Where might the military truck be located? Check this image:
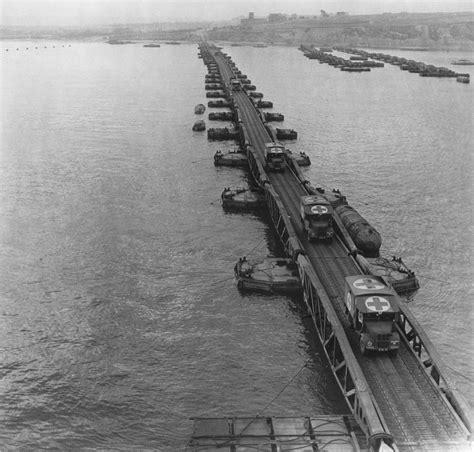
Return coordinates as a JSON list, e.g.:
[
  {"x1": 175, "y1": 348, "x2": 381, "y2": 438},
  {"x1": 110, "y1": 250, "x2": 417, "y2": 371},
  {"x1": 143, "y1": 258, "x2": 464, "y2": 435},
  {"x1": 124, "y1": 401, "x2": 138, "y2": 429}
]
[
  {"x1": 230, "y1": 78, "x2": 241, "y2": 91},
  {"x1": 299, "y1": 195, "x2": 334, "y2": 242},
  {"x1": 264, "y1": 142, "x2": 286, "y2": 172},
  {"x1": 344, "y1": 275, "x2": 400, "y2": 356}
]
